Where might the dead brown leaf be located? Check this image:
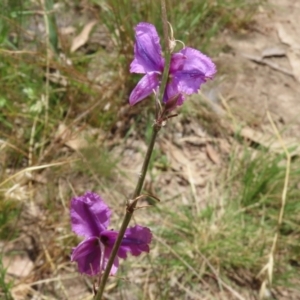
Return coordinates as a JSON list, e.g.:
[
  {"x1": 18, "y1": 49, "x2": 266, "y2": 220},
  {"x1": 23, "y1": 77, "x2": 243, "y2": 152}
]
[
  {"x1": 276, "y1": 22, "x2": 300, "y2": 82},
  {"x1": 71, "y1": 20, "x2": 97, "y2": 53},
  {"x1": 11, "y1": 284, "x2": 32, "y2": 300},
  {"x1": 276, "y1": 23, "x2": 300, "y2": 50},
  {"x1": 206, "y1": 144, "x2": 221, "y2": 165},
  {"x1": 286, "y1": 50, "x2": 300, "y2": 82},
  {"x1": 55, "y1": 123, "x2": 88, "y2": 151},
  {"x1": 219, "y1": 138, "x2": 231, "y2": 154},
  {"x1": 160, "y1": 139, "x2": 206, "y2": 186}
]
